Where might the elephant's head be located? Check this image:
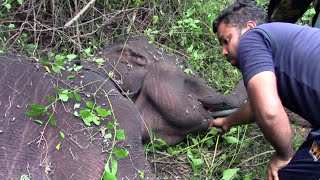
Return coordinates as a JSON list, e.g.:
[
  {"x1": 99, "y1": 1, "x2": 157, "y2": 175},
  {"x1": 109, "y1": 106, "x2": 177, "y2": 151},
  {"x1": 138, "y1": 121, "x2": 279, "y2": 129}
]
[
  {"x1": 99, "y1": 36, "x2": 247, "y2": 146},
  {"x1": 135, "y1": 62, "x2": 247, "y2": 145},
  {"x1": 99, "y1": 36, "x2": 190, "y2": 99},
  {"x1": 97, "y1": 46, "x2": 150, "y2": 98}
]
